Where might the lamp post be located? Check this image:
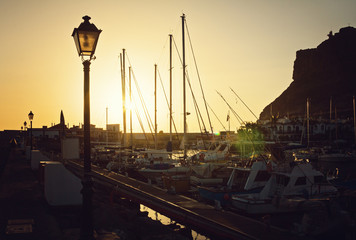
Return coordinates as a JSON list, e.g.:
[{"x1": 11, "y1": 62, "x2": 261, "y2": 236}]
[
  {"x1": 24, "y1": 121, "x2": 27, "y2": 150},
  {"x1": 28, "y1": 111, "x2": 34, "y2": 151},
  {"x1": 72, "y1": 15, "x2": 101, "y2": 240}
]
